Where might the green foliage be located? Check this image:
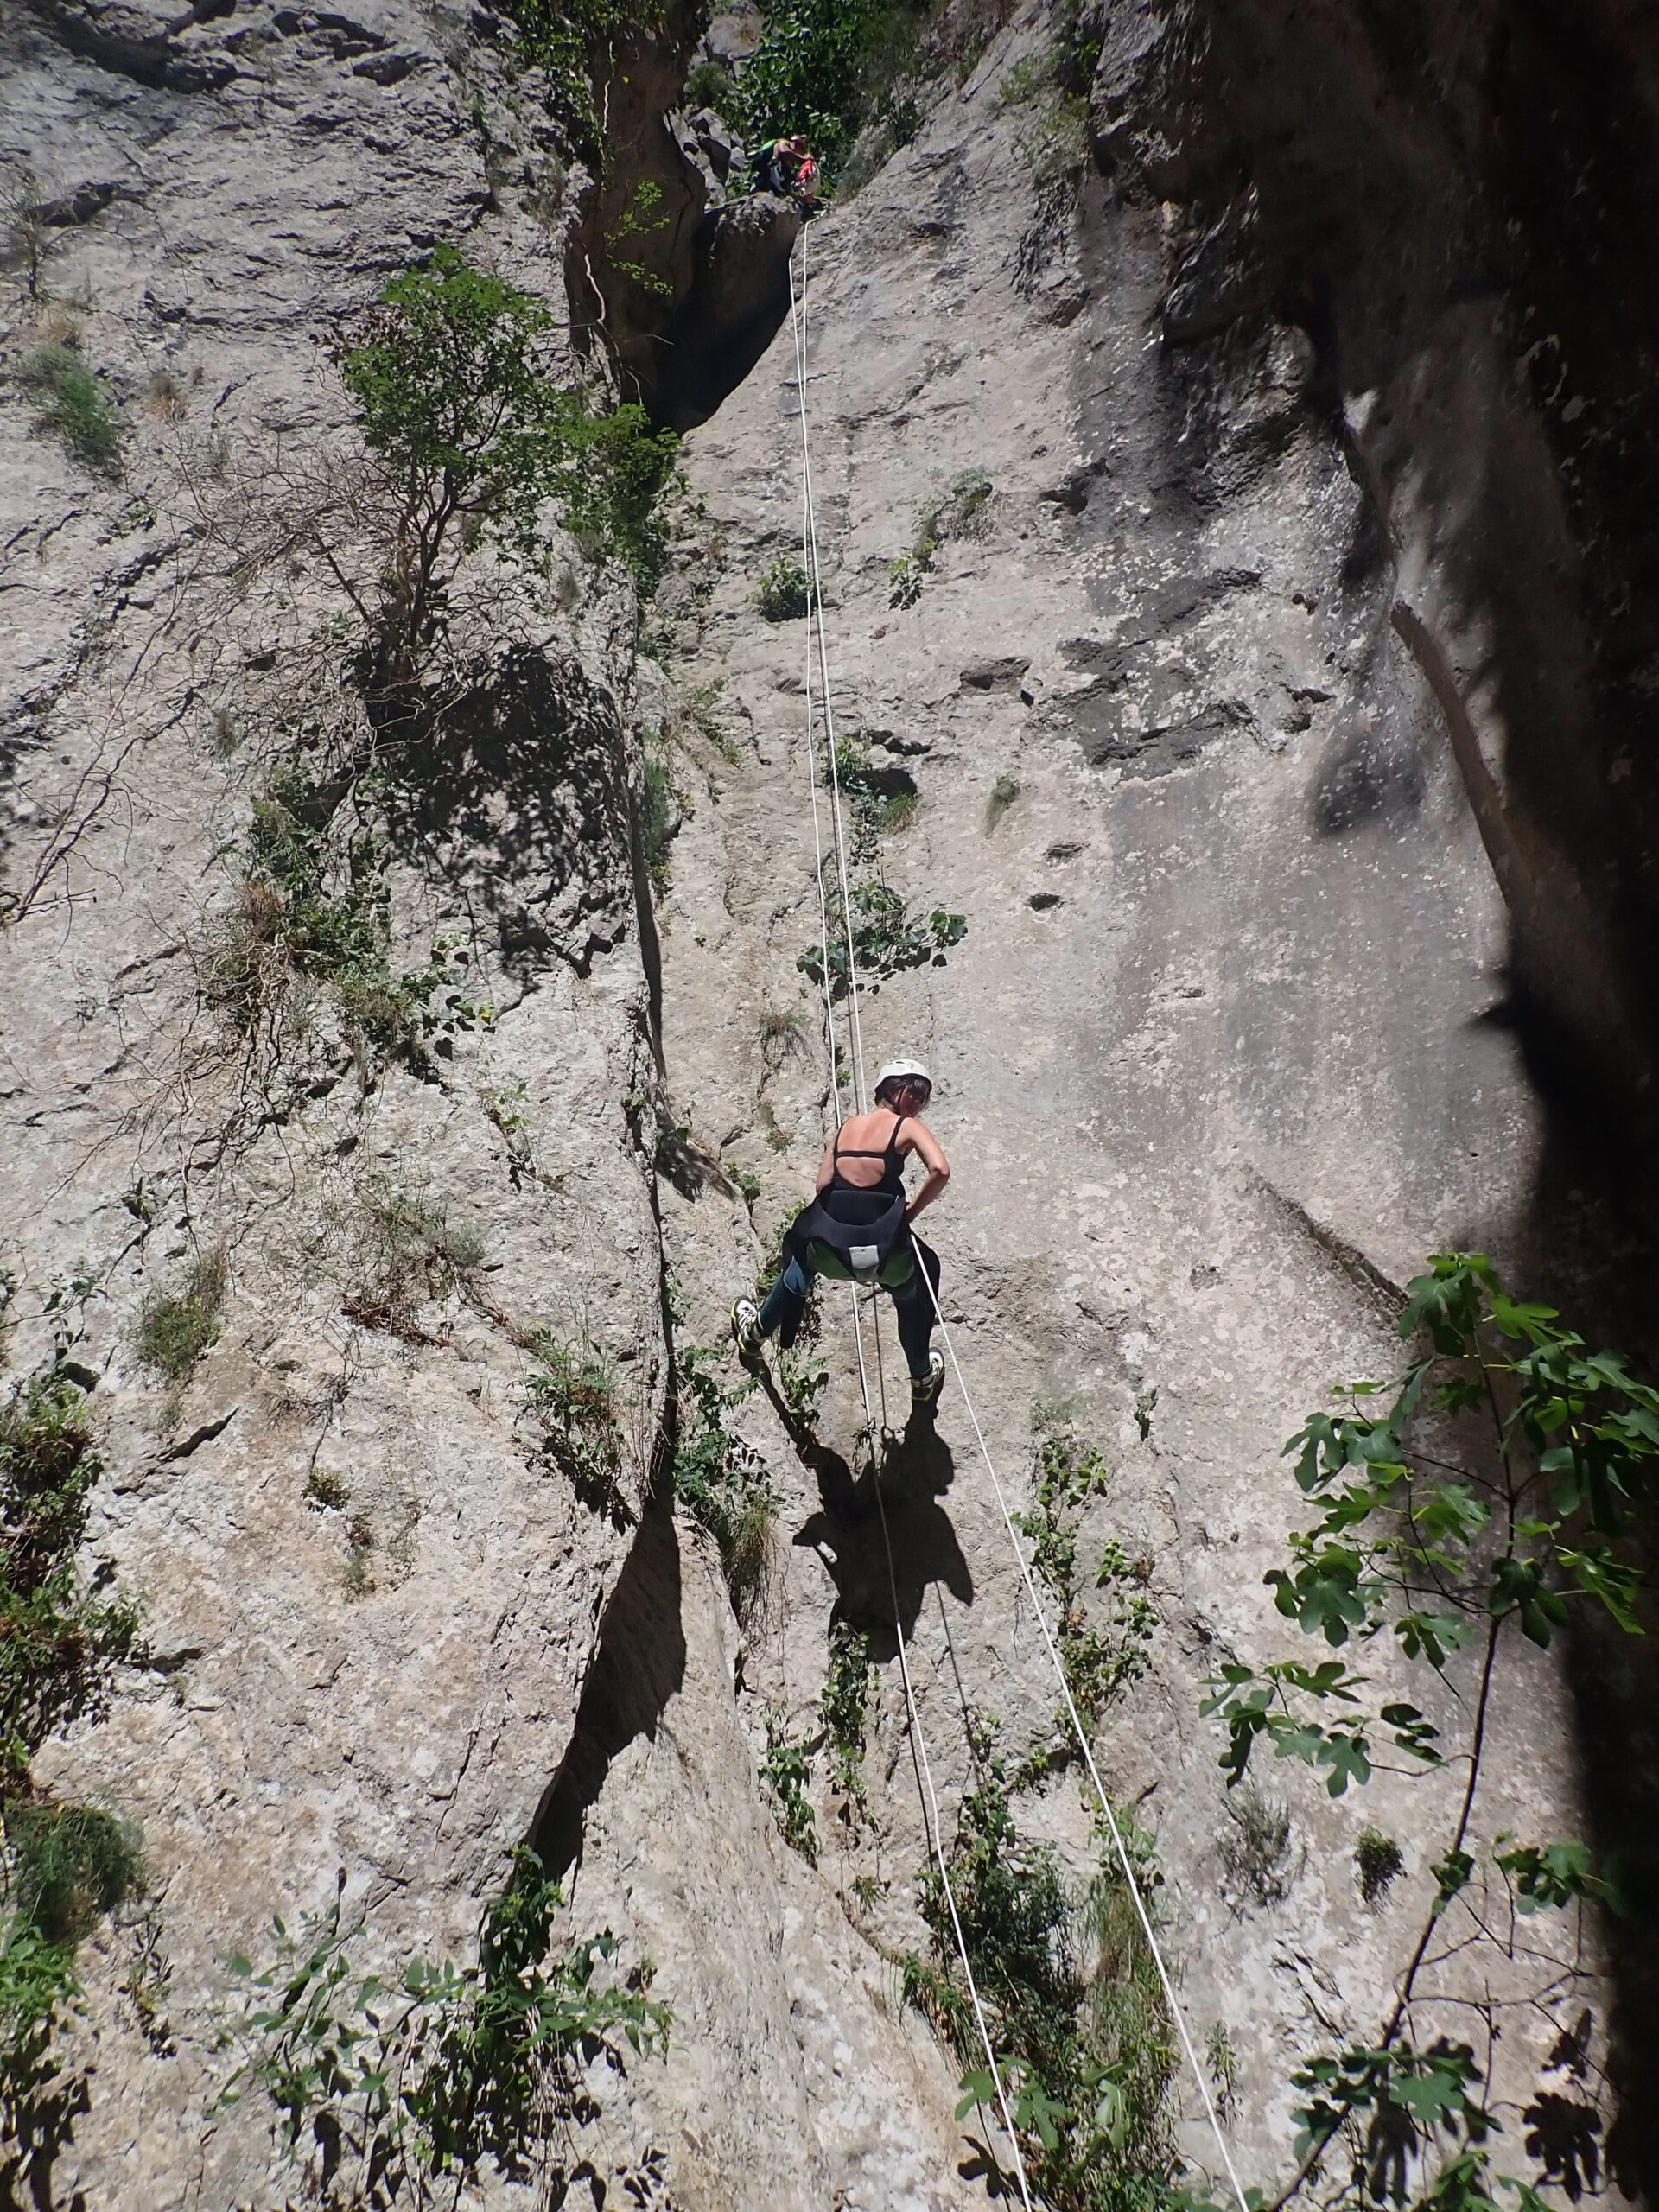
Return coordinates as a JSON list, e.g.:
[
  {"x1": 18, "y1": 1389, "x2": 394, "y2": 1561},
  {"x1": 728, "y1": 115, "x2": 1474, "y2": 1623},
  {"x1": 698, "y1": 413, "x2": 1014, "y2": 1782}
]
[
  {"x1": 683, "y1": 55, "x2": 735, "y2": 114},
  {"x1": 526, "y1": 1337, "x2": 626, "y2": 1516},
  {"x1": 1016, "y1": 1432, "x2": 1157, "y2": 1749},
  {"x1": 907, "y1": 1729, "x2": 1179, "y2": 2211},
  {"x1": 888, "y1": 467, "x2": 992, "y2": 607},
  {"x1": 4, "y1": 1802, "x2": 143, "y2": 1948},
  {"x1": 495, "y1": 0, "x2": 664, "y2": 168},
  {"x1": 338, "y1": 246, "x2": 678, "y2": 674},
  {"x1": 302, "y1": 1466, "x2": 352, "y2": 1512},
  {"x1": 1356, "y1": 1826, "x2": 1403, "y2": 1906},
  {"x1": 762, "y1": 1717, "x2": 818, "y2": 1864},
  {"x1": 639, "y1": 742, "x2": 676, "y2": 891},
  {"x1": 214, "y1": 769, "x2": 485, "y2": 1066},
  {"x1": 17, "y1": 343, "x2": 123, "y2": 474},
  {"x1": 798, "y1": 877, "x2": 967, "y2": 1000},
  {"x1": 821, "y1": 1622, "x2": 874, "y2": 1801},
  {"x1": 778, "y1": 1350, "x2": 828, "y2": 1426},
  {"x1": 823, "y1": 736, "x2": 918, "y2": 854},
  {"x1": 753, "y1": 555, "x2": 810, "y2": 620},
  {"x1": 1015, "y1": 91, "x2": 1090, "y2": 188},
  {"x1": 1204, "y1": 1252, "x2": 1659, "y2": 1799},
  {"x1": 0, "y1": 1370, "x2": 142, "y2": 2150},
  {"x1": 346, "y1": 1181, "x2": 486, "y2": 1339},
  {"x1": 671, "y1": 1344, "x2": 777, "y2": 1621},
  {"x1": 1201, "y1": 1253, "x2": 1652, "y2": 2210},
  {"x1": 135, "y1": 1249, "x2": 226, "y2": 1382},
  {"x1": 0, "y1": 1919, "x2": 79, "y2": 2137},
  {"x1": 985, "y1": 772, "x2": 1020, "y2": 832},
  {"x1": 1218, "y1": 1781, "x2": 1292, "y2": 1907},
  {"x1": 604, "y1": 177, "x2": 676, "y2": 302},
  {"x1": 727, "y1": 0, "x2": 933, "y2": 181},
  {"x1": 759, "y1": 1005, "x2": 807, "y2": 1072},
  {"x1": 219, "y1": 1851, "x2": 669, "y2": 2201},
  {"x1": 0, "y1": 1374, "x2": 139, "y2": 1781}
]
